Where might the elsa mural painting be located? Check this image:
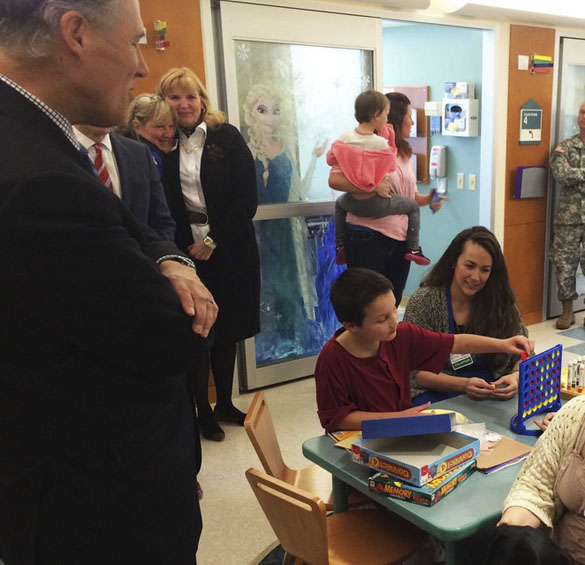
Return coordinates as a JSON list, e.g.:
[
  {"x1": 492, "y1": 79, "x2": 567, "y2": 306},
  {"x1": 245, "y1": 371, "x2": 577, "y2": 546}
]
[{"x1": 242, "y1": 83, "x2": 334, "y2": 362}]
